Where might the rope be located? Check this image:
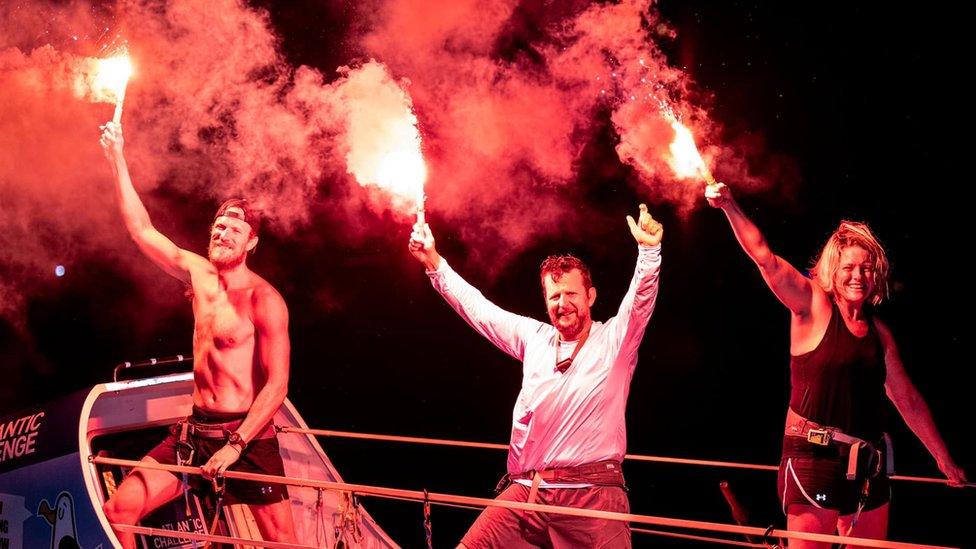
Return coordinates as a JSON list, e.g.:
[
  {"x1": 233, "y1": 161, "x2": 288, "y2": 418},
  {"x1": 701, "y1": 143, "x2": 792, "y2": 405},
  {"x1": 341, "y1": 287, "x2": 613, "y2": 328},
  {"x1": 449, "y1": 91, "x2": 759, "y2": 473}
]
[
  {"x1": 278, "y1": 426, "x2": 974, "y2": 487},
  {"x1": 631, "y1": 527, "x2": 768, "y2": 547},
  {"x1": 385, "y1": 489, "x2": 769, "y2": 548},
  {"x1": 382, "y1": 491, "x2": 770, "y2": 547},
  {"x1": 91, "y1": 456, "x2": 958, "y2": 549},
  {"x1": 423, "y1": 488, "x2": 433, "y2": 549},
  {"x1": 382, "y1": 493, "x2": 485, "y2": 512},
  {"x1": 113, "y1": 523, "x2": 318, "y2": 549}
]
